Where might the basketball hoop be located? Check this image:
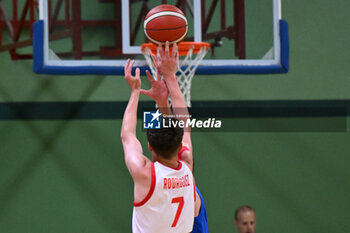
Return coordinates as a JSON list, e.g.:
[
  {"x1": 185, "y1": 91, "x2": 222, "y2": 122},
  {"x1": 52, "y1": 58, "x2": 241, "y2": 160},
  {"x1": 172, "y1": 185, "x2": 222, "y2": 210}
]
[{"x1": 141, "y1": 42, "x2": 210, "y2": 107}]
